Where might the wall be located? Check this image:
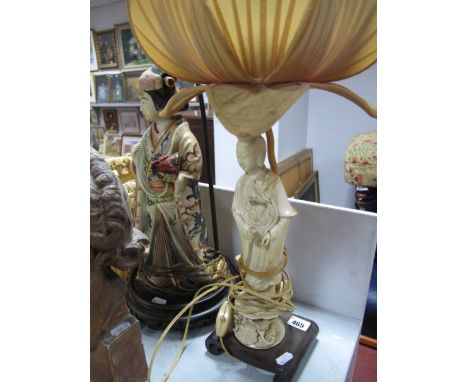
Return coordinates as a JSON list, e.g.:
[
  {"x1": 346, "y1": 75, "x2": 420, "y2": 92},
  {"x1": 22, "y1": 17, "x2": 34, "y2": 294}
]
[
  {"x1": 213, "y1": 91, "x2": 310, "y2": 189},
  {"x1": 307, "y1": 64, "x2": 377, "y2": 208},
  {"x1": 90, "y1": 0, "x2": 127, "y2": 30},
  {"x1": 278, "y1": 92, "x2": 309, "y2": 162},
  {"x1": 214, "y1": 118, "x2": 279, "y2": 190}
]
